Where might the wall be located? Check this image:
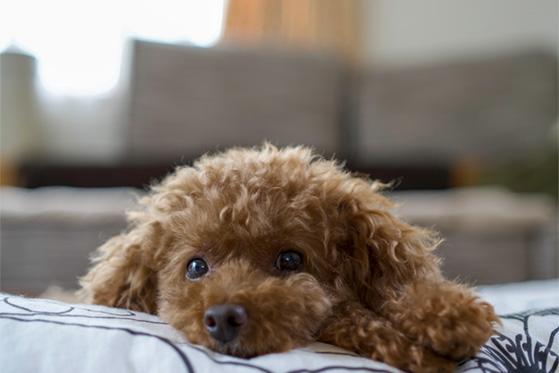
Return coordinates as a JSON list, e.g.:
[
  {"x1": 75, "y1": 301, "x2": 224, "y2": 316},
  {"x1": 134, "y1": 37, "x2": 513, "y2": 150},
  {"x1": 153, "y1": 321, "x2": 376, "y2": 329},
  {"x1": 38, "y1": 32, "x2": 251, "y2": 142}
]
[
  {"x1": 362, "y1": 0, "x2": 558, "y2": 68},
  {"x1": 2, "y1": 1, "x2": 557, "y2": 166}
]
